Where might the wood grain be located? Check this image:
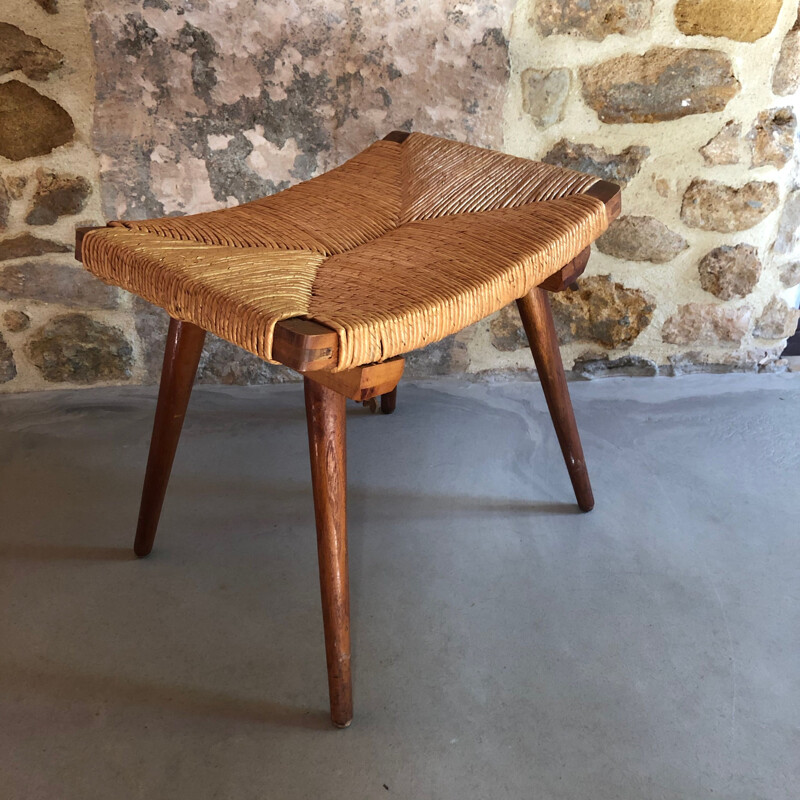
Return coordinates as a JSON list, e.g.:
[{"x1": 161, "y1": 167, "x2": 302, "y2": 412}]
[
  {"x1": 380, "y1": 386, "x2": 398, "y2": 415},
  {"x1": 585, "y1": 180, "x2": 622, "y2": 224},
  {"x1": 516, "y1": 287, "x2": 594, "y2": 512},
  {"x1": 134, "y1": 317, "x2": 206, "y2": 557},
  {"x1": 304, "y1": 378, "x2": 353, "y2": 727},
  {"x1": 302, "y1": 357, "x2": 404, "y2": 402},
  {"x1": 540, "y1": 247, "x2": 591, "y2": 292},
  {"x1": 272, "y1": 318, "x2": 339, "y2": 372}
]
